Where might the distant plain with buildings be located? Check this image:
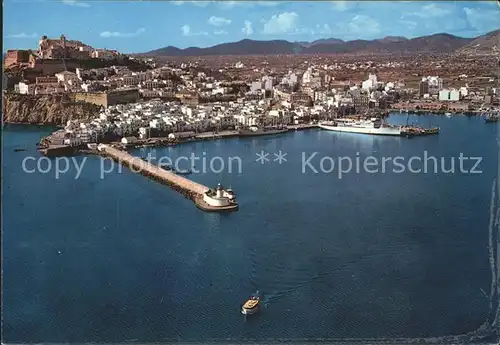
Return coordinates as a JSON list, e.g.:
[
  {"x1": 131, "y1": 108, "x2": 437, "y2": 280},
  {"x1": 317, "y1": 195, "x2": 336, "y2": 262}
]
[{"x1": 2, "y1": 29, "x2": 499, "y2": 145}]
